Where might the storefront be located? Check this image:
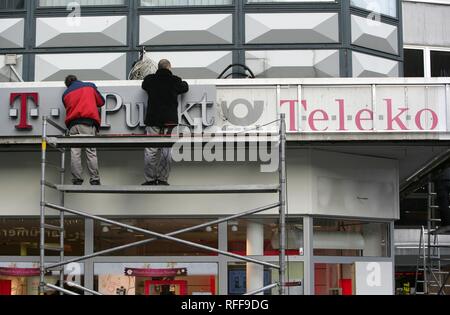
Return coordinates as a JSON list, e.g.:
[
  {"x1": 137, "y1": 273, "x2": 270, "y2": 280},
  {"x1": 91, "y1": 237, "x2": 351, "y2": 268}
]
[{"x1": 3, "y1": 78, "x2": 448, "y2": 295}]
